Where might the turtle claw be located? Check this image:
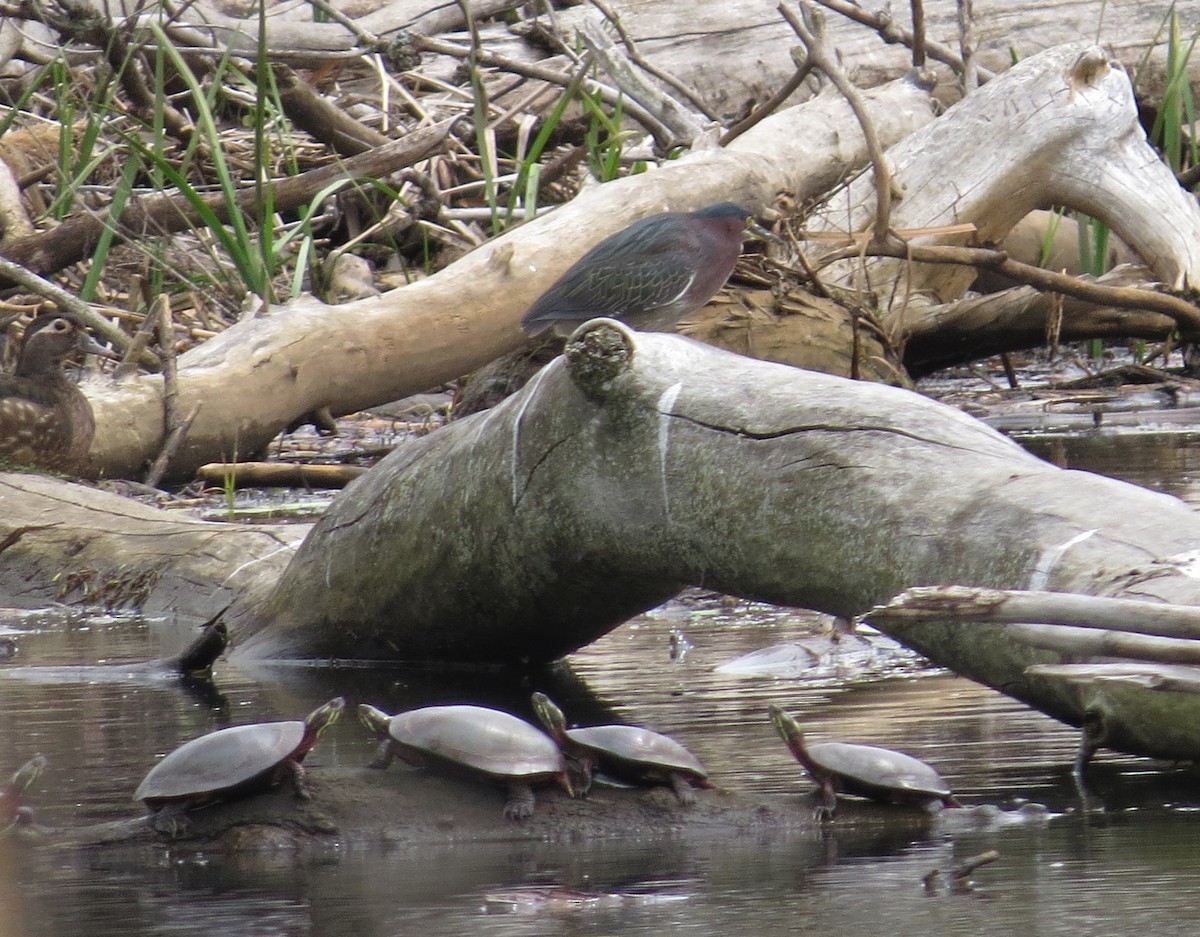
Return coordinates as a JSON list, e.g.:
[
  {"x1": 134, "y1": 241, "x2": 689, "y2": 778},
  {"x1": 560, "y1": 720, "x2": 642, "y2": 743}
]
[
  {"x1": 504, "y1": 782, "x2": 536, "y2": 821},
  {"x1": 150, "y1": 806, "x2": 192, "y2": 839}
]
